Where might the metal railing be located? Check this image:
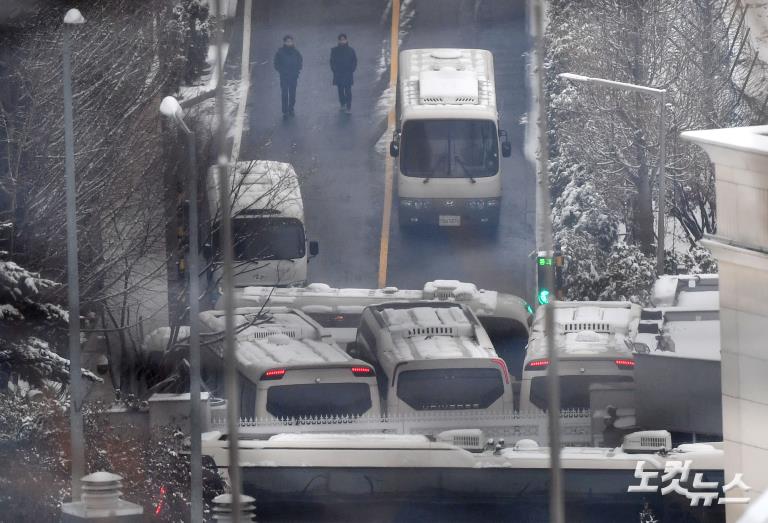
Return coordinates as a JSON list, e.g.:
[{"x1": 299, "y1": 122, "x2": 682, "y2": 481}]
[{"x1": 210, "y1": 410, "x2": 593, "y2": 447}]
